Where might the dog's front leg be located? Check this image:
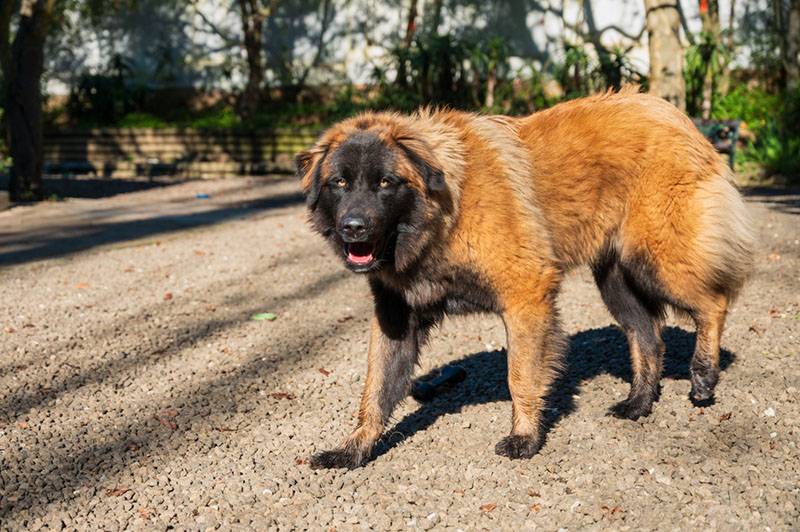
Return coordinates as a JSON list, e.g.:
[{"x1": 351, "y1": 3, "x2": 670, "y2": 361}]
[
  {"x1": 495, "y1": 295, "x2": 565, "y2": 459},
  {"x1": 310, "y1": 283, "x2": 426, "y2": 469}
]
